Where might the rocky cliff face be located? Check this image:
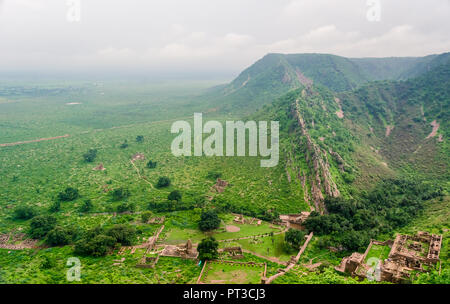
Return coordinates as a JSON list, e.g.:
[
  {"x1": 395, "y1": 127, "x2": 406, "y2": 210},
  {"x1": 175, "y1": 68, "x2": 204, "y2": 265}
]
[{"x1": 289, "y1": 89, "x2": 340, "y2": 214}]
